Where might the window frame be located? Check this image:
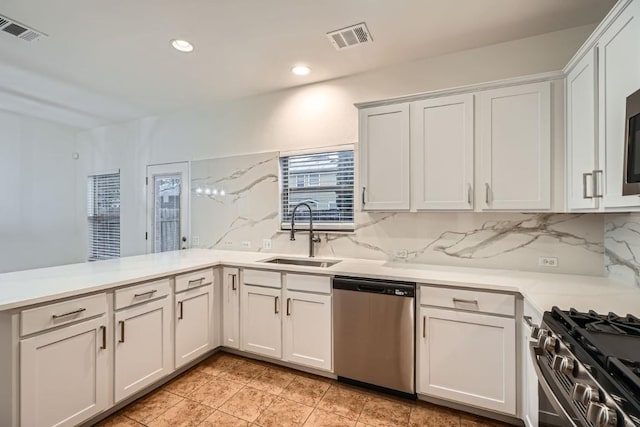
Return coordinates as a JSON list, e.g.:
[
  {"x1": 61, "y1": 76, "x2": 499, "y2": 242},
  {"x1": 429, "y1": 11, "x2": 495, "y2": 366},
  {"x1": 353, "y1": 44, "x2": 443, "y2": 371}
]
[{"x1": 279, "y1": 146, "x2": 355, "y2": 232}]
